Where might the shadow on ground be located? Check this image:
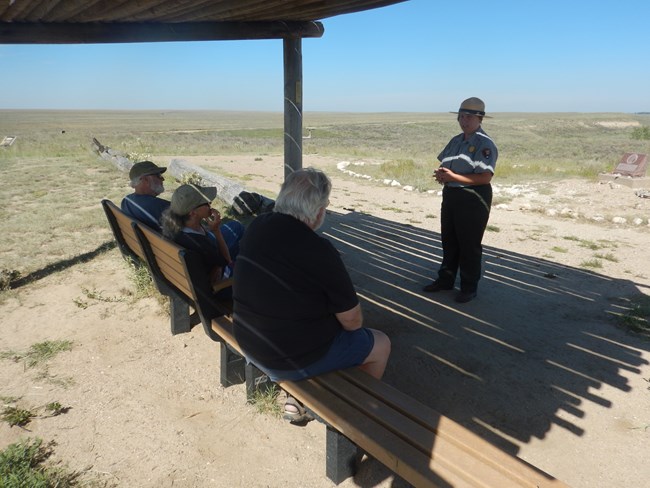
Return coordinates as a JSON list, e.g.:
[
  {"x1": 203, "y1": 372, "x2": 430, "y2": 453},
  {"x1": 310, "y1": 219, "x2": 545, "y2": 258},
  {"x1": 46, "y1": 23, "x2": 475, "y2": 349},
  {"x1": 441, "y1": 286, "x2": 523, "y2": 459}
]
[
  {"x1": 319, "y1": 209, "x2": 649, "y2": 487},
  {"x1": 8, "y1": 241, "x2": 116, "y2": 289}
]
